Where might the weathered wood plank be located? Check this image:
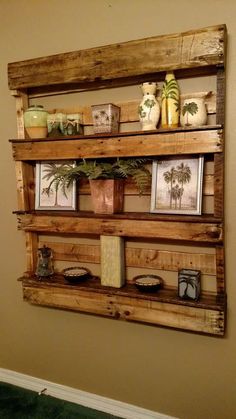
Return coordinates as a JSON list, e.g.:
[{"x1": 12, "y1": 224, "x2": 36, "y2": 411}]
[
  {"x1": 216, "y1": 67, "x2": 225, "y2": 125},
  {"x1": 39, "y1": 240, "x2": 216, "y2": 275},
  {"x1": 15, "y1": 161, "x2": 35, "y2": 211},
  {"x1": 11, "y1": 90, "x2": 28, "y2": 139},
  {"x1": 214, "y1": 153, "x2": 224, "y2": 217},
  {"x1": 8, "y1": 25, "x2": 226, "y2": 91},
  {"x1": 17, "y1": 213, "x2": 223, "y2": 243},
  {"x1": 25, "y1": 232, "x2": 38, "y2": 272},
  {"x1": 22, "y1": 278, "x2": 225, "y2": 335},
  {"x1": 216, "y1": 245, "x2": 225, "y2": 294},
  {"x1": 76, "y1": 174, "x2": 214, "y2": 196},
  {"x1": 11, "y1": 129, "x2": 223, "y2": 161}
]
